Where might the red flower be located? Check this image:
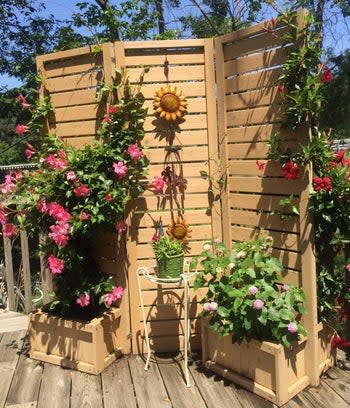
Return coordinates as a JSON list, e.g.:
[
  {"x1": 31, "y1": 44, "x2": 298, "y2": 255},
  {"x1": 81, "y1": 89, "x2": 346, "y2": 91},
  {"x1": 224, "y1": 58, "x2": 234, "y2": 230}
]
[
  {"x1": 277, "y1": 84, "x2": 285, "y2": 93},
  {"x1": 321, "y1": 68, "x2": 333, "y2": 83},
  {"x1": 18, "y1": 93, "x2": 31, "y2": 109},
  {"x1": 330, "y1": 334, "x2": 350, "y2": 349},
  {"x1": 74, "y1": 184, "x2": 91, "y2": 197},
  {"x1": 281, "y1": 161, "x2": 300, "y2": 180},
  {"x1": 152, "y1": 233, "x2": 160, "y2": 241},
  {"x1": 332, "y1": 150, "x2": 349, "y2": 167},
  {"x1": 105, "y1": 193, "x2": 113, "y2": 202},
  {"x1": 256, "y1": 160, "x2": 266, "y2": 171},
  {"x1": 108, "y1": 105, "x2": 117, "y2": 114},
  {"x1": 313, "y1": 176, "x2": 332, "y2": 192},
  {"x1": 15, "y1": 124, "x2": 29, "y2": 135}
]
